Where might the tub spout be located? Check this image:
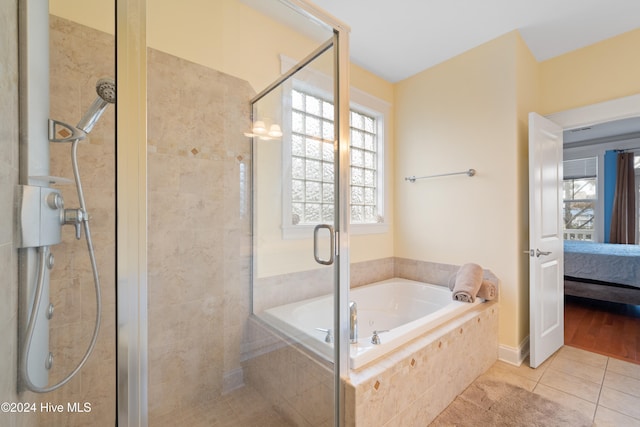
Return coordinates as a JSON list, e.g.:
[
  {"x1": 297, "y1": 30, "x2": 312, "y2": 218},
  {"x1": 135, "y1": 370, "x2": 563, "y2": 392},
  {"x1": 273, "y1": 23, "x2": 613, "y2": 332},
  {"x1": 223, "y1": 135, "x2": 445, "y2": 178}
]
[{"x1": 349, "y1": 301, "x2": 358, "y2": 343}]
